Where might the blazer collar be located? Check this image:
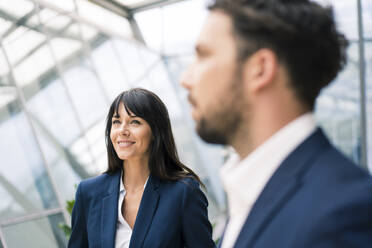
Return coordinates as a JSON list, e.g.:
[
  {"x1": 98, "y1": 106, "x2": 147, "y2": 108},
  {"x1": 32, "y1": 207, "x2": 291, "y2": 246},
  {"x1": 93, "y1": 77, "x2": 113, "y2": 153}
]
[
  {"x1": 129, "y1": 174, "x2": 160, "y2": 247},
  {"x1": 233, "y1": 128, "x2": 330, "y2": 248},
  {"x1": 101, "y1": 171, "x2": 121, "y2": 248},
  {"x1": 100, "y1": 172, "x2": 161, "y2": 248}
]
